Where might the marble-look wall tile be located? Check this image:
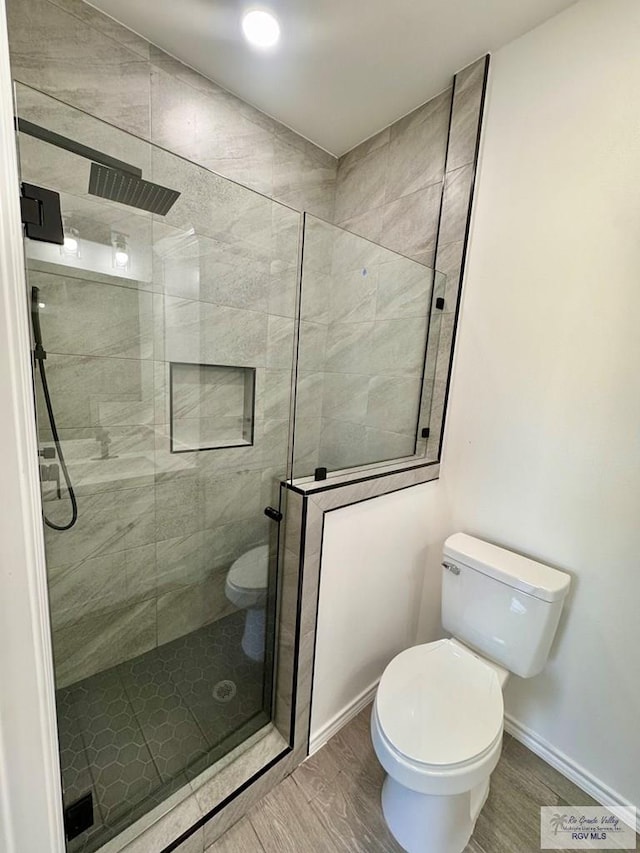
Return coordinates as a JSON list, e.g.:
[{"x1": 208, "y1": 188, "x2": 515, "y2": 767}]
[
  {"x1": 198, "y1": 731, "x2": 292, "y2": 847},
  {"x1": 33, "y1": 272, "x2": 154, "y2": 361},
  {"x1": 433, "y1": 240, "x2": 464, "y2": 311},
  {"x1": 380, "y1": 183, "x2": 442, "y2": 259},
  {"x1": 10, "y1": 0, "x2": 338, "y2": 212},
  {"x1": 48, "y1": 551, "x2": 129, "y2": 628},
  {"x1": 386, "y1": 89, "x2": 451, "y2": 202},
  {"x1": 275, "y1": 488, "x2": 303, "y2": 736},
  {"x1": 333, "y1": 207, "x2": 383, "y2": 245},
  {"x1": 297, "y1": 321, "x2": 328, "y2": 373},
  {"x1": 328, "y1": 266, "x2": 378, "y2": 324},
  {"x1": 376, "y1": 258, "x2": 432, "y2": 320},
  {"x1": 365, "y1": 376, "x2": 422, "y2": 434},
  {"x1": 150, "y1": 68, "x2": 275, "y2": 197},
  {"x1": 7, "y1": 0, "x2": 151, "y2": 138},
  {"x1": 334, "y1": 144, "x2": 388, "y2": 223},
  {"x1": 319, "y1": 419, "x2": 368, "y2": 471},
  {"x1": 156, "y1": 574, "x2": 236, "y2": 645},
  {"x1": 155, "y1": 531, "x2": 207, "y2": 594},
  {"x1": 338, "y1": 127, "x2": 390, "y2": 173},
  {"x1": 155, "y1": 475, "x2": 203, "y2": 540},
  {"x1": 46, "y1": 0, "x2": 151, "y2": 59},
  {"x1": 202, "y1": 470, "x2": 263, "y2": 529},
  {"x1": 268, "y1": 261, "x2": 298, "y2": 319},
  {"x1": 266, "y1": 315, "x2": 296, "y2": 369},
  {"x1": 425, "y1": 311, "x2": 456, "y2": 457},
  {"x1": 272, "y1": 129, "x2": 336, "y2": 220},
  {"x1": 48, "y1": 543, "x2": 155, "y2": 629},
  {"x1": 264, "y1": 369, "x2": 294, "y2": 421},
  {"x1": 292, "y1": 417, "x2": 322, "y2": 477},
  {"x1": 38, "y1": 425, "x2": 156, "y2": 497},
  {"x1": 44, "y1": 484, "x2": 156, "y2": 567},
  {"x1": 447, "y1": 58, "x2": 487, "y2": 172},
  {"x1": 324, "y1": 322, "x2": 374, "y2": 374},
  {"x1": 53, "y1": 598, "x2": 156, "y2": 688},
  {"x1": 296, "y1": 372, "x2": 325, "y2": 421},
  {"x1": 299, "y1": 268, "x2": 331, "y2": 325},
  {"x1": 204, "y1": 517, "x2": 270, "y2": 573},
  {"x1": 36, "y1": 354, "x2": 154, "y2": 431},
  {"x1": 371, "y1": 318, "x2": 429, "y2": 376},
  {"x1": 438, "y1": 164, "x2": 474, "y2": 246},
  {"x1": 158, "y1": 296, "x2": 269, "y2": 367},
  {"x1": 364, "y1": 426, "x2": 416, "y2": 462},
  {"x1": 320, "y1": 373, "x2": 369, "y2": 424}
]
